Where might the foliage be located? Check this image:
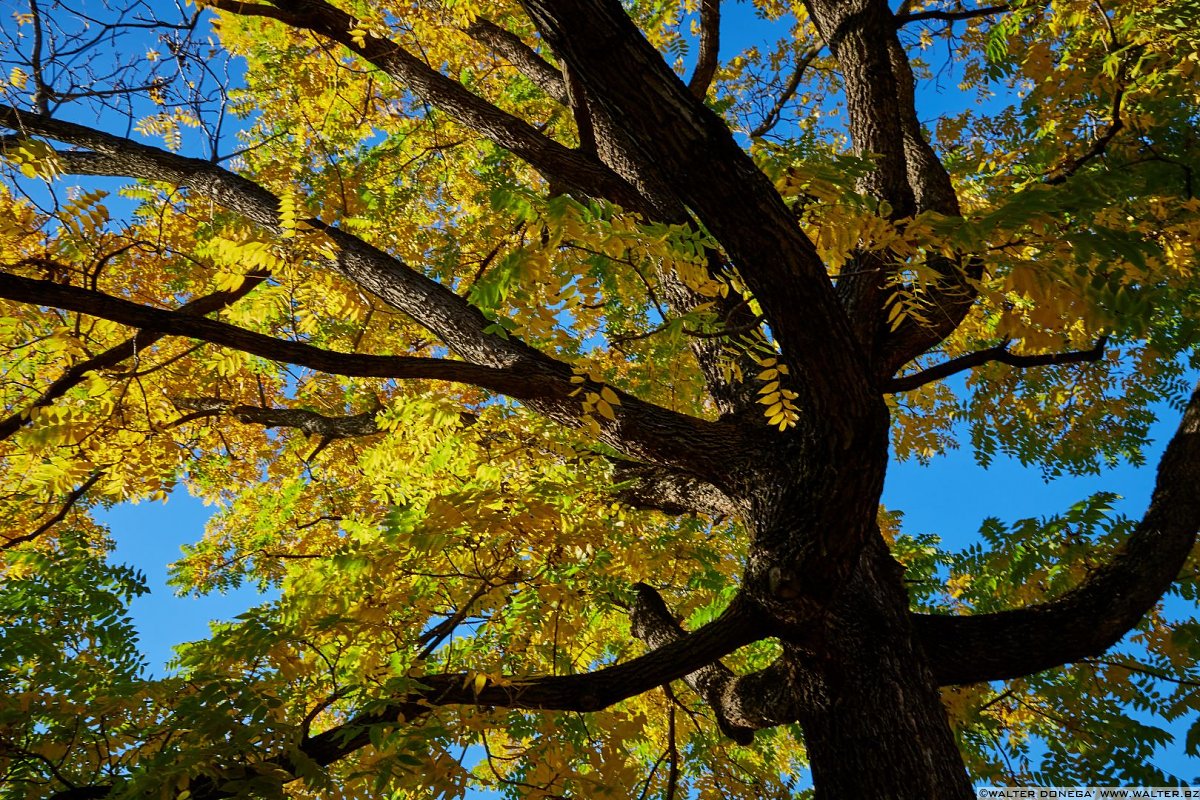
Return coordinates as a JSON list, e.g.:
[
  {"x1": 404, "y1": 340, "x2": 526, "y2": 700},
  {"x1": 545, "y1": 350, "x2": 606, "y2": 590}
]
[{"x1": 0, "y1": 0, "x2": 1198, "y2": 796}]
